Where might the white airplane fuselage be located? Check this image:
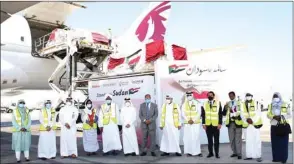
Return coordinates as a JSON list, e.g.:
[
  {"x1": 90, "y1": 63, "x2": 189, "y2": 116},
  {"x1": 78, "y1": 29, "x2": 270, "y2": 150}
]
[
  {"x1": 1, "y1": 47, "x2": 58, "y2": 90},
  {"x1": 1, "y1": 15, "x2": 58, "y2": 90}
]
